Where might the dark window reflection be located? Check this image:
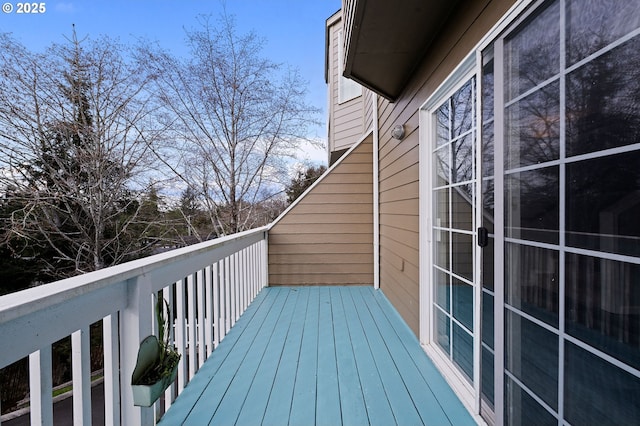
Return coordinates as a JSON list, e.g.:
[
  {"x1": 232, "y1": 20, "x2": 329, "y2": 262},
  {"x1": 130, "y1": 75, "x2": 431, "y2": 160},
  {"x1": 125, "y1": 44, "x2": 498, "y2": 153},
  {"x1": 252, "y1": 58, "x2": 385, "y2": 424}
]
[
  {"x1": 564, "y1": 341, "x2": 640, "y2": 425},
  {"x1": 434, "y1": 229, "x2": 450, "y2": 269},
  {"x1": 567, "y1": 36, "x2": 640, "y2": 157},
  {"x1": 566, "y1": 0, "x2": 640, "y2": 66},
  {"x1": 506, "y1": 243, "x2": 559, "y2": 327},
  {"x1": 566, "y1": 151, "x2": 640, "y2": 257},
  {"x1": 437, "y1": 102, "x2": 450, "y2": 146},
  {"x1": 506, "y1": 81, "x2": 560, "y2": 169},
  {"x1": 506, "y1": 166, "x2": 559, "y2": 244},
  {"x1": 482, "y1": 56, "x2": 494, "y2": 123},
  {"x1": 482, "y1": 291, "x2": 494, "y2": 348},
  {"x1": 452, "y1": 231, "x2": 473, "y2": 282},
  {"x1": 453, "y1": 323, "x2": 473, "y2": 381},
  {"x1": 505, "y1": 375, "x2": 558, "y2": 426},
  {"x1": 452, "y1": 134, "x2": 474, "y2": 183},
  {"x1": 436, "y1": 308, "x2": 450, "y2": 354},
  {"x1": 481, "y1": 346, "x2": 495, "y2": 406},
  {"x1": 505, "y1": 1, "x2": 560, "y2": 101},
  {"x1": 452, "y1": 79, "x2": 474, "y2": 138},
  {"x1": 453, "y1": 277, "x2": 473, "y2": 331},
  {"x1": 482, "y1": 123, "x2": 494, "y2": 178},
  {"x1": 482, "y1": 178, "x2": 494, "y2": 234},
  {"x1": 434, "y1": 188, "x2": 450, "y2": 228},
  {"x1": 482, "y1": 236, "x2": 494, "y2": 291},
  {"x1": 434, "y1": 145, "x2": 450, "y2": 187},
  {"x1": 505, "y1": 310, "x2": 559, "y2": 411},
  {"x1": 452, "y1": 184, "x2": 473, "y2": 231},
  {"x1": 435, "y1": 268, "x2": 450, "y2": 311},
  {"x1": 566, "y1": 253, "x2": 640, "y2": 370}
]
